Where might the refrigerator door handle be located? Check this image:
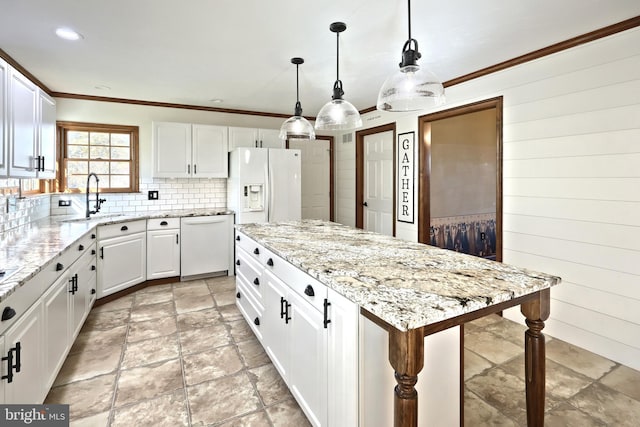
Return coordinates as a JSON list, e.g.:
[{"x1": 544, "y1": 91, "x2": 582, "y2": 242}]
[{"x1": 265, "y1": 158, "x2": 271, "y2": 222}]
